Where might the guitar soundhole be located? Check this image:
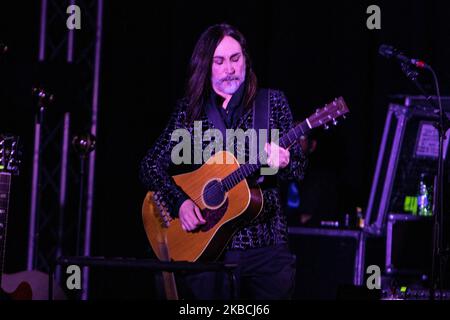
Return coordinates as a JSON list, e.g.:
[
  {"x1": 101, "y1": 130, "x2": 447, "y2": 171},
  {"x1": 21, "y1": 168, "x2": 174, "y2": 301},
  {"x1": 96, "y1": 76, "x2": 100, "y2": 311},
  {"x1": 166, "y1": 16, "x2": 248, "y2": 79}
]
[{"x1": 202, "y1": 180, "x2": 226, "y2": 208}]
